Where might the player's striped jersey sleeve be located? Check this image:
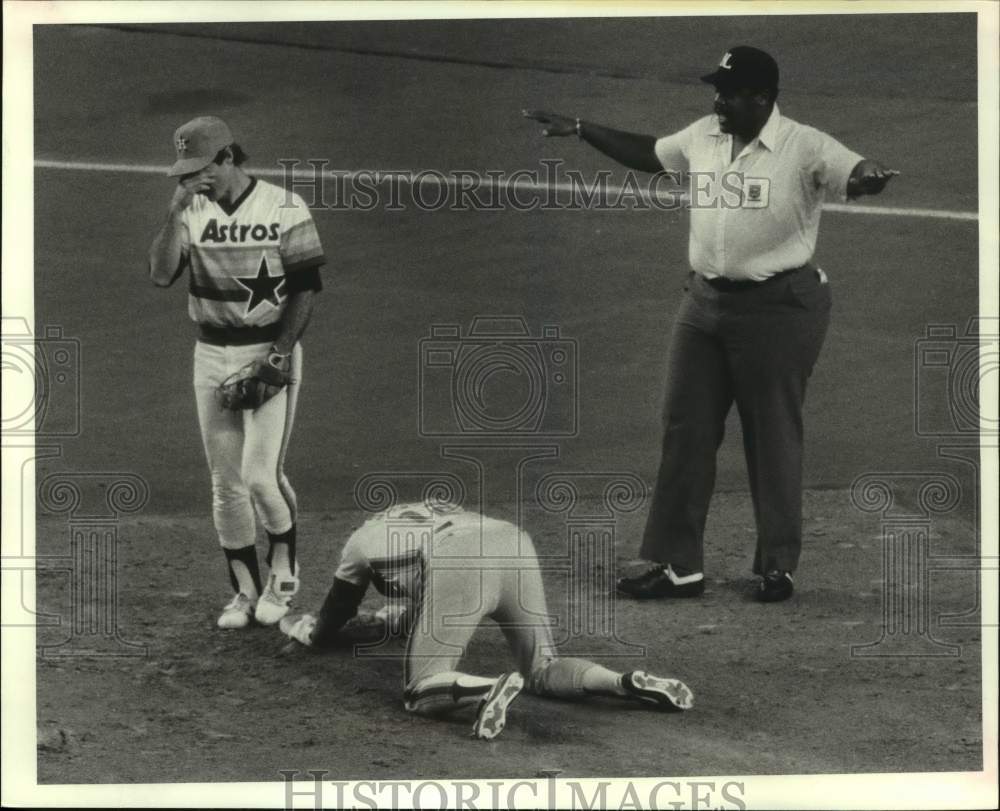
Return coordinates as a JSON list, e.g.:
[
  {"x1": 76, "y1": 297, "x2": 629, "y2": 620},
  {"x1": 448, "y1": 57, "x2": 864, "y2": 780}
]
[{"x1": 279, "y1": 191, "x2": 325, "y2": 273}]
